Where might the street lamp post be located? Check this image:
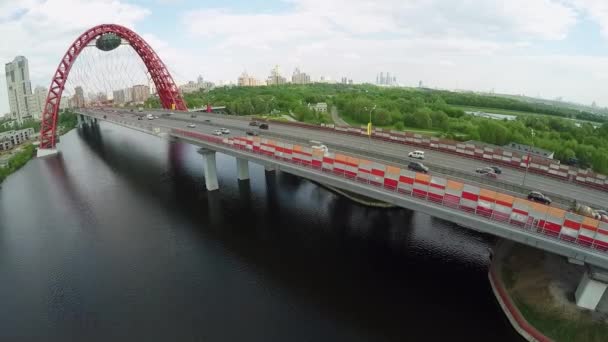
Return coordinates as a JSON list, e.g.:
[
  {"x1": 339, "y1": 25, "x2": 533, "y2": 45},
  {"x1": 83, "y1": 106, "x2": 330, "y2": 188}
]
[
  {"x1": 364, "y1": 105, "x2": 377, "y2": 147},
  {"x1": 522, "y1": 129, "x2": 535, "y2": 186}
]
